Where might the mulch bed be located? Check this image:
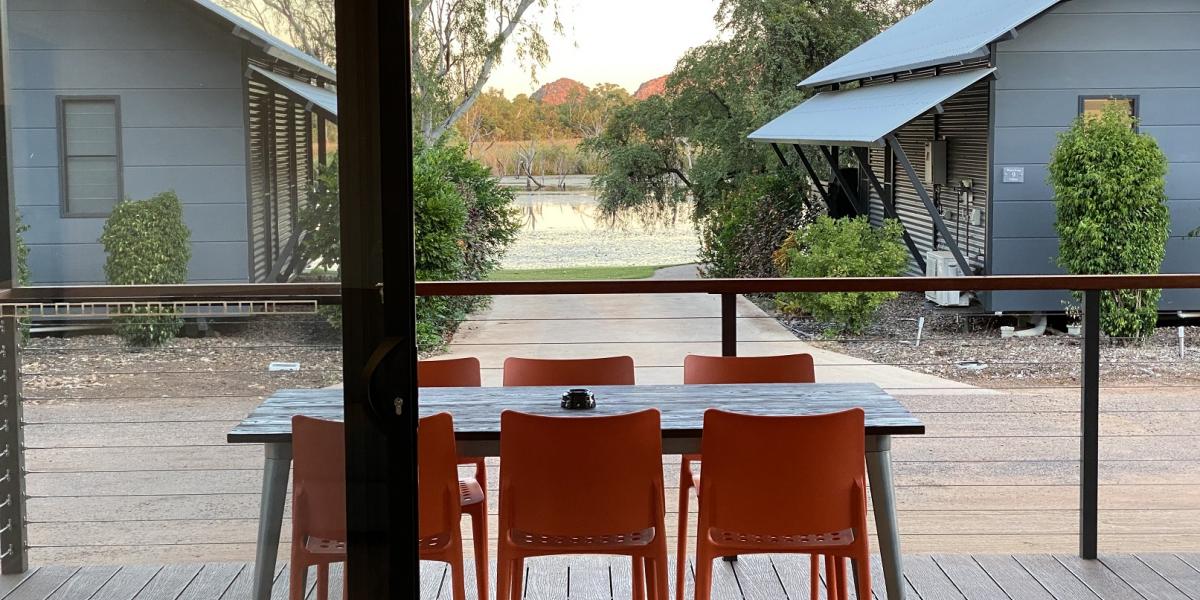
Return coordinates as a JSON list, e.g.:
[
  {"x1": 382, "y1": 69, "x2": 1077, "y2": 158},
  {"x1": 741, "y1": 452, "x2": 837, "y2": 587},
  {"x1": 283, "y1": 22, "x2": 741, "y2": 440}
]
[{"x1": 769, "y1": 292, "x2": 1200, "y2": 388}]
